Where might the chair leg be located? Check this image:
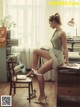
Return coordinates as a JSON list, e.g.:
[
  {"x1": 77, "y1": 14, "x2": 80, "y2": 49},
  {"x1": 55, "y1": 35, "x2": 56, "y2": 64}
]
[
  {"x1": 30, "y1": 81, "x2": 33, "y2": 95},
  {"x1": 14, "y1": 83, "x2": 16, "y2": 94},
  {"x1": 10, "y1": 82, "x2": 12, "y2": 95},
  {"x1": 28, "y1": 83, "x2": 31, "y2": 103}
]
